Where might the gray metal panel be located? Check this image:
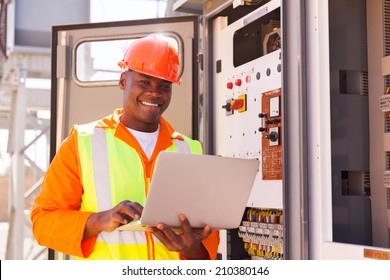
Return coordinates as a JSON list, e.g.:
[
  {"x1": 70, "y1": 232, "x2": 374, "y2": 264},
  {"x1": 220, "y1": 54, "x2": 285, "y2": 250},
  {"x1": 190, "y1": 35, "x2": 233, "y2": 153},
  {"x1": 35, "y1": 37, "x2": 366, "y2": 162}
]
[
  {"x1": 283, "y1": 0, "x2": 308, "y2": 260},
  {"x1": 367, "y1": 0, "x2": 390, "y2": 248},
  {"x1": 329, "y1": 0, "x2": 372, "y2": 246}
]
